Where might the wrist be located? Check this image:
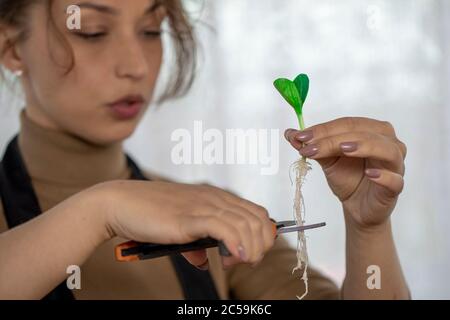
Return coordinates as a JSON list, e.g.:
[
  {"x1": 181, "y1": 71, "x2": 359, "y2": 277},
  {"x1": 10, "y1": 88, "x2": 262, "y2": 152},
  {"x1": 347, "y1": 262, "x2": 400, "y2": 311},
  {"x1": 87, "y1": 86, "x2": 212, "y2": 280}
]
[
  {"x1": 77, "y1": 183, "x2": 117, "y2": 243},
  {"x1": 343, "y1": 209, "x2": 392, "y2": 240}
]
